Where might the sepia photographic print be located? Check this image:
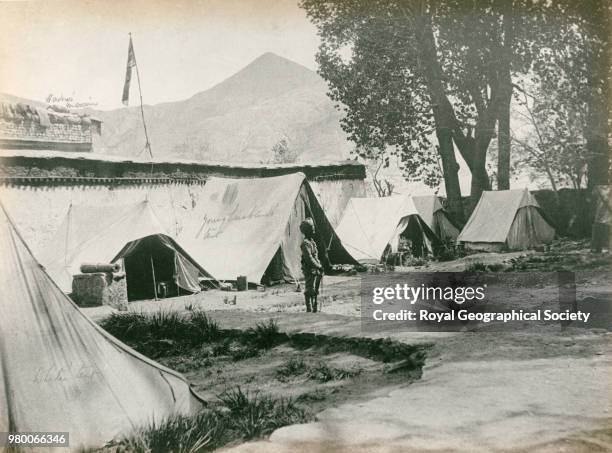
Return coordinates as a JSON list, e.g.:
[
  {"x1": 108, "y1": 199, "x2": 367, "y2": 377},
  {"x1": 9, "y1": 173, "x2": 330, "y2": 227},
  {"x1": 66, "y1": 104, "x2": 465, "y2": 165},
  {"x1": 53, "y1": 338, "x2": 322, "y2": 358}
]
[{"x1": 0, "y1": 0, "x2": 610, "y2": 451}]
